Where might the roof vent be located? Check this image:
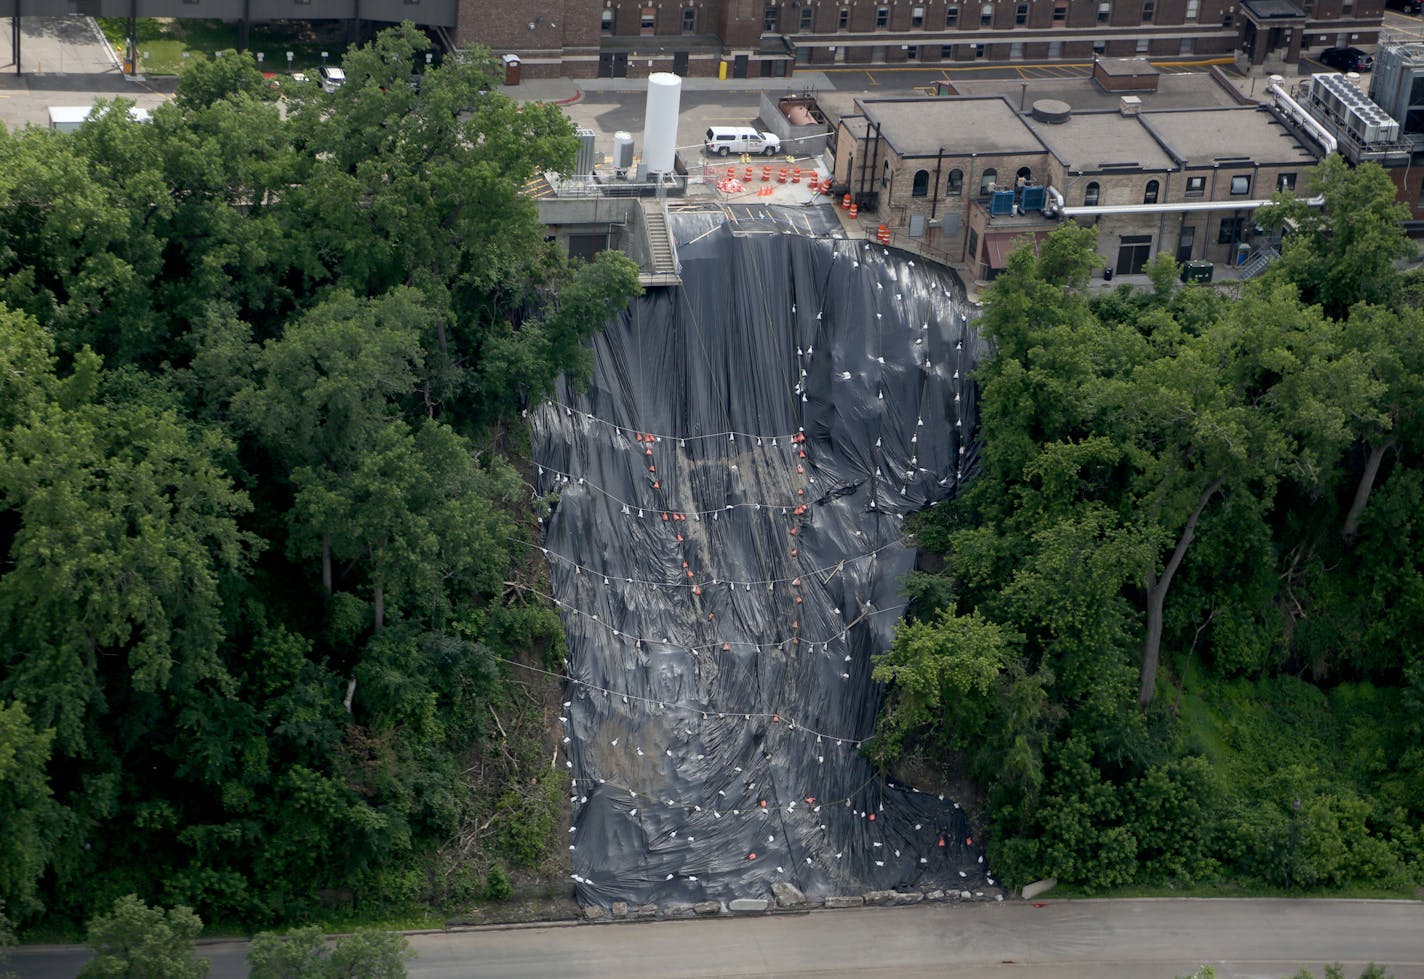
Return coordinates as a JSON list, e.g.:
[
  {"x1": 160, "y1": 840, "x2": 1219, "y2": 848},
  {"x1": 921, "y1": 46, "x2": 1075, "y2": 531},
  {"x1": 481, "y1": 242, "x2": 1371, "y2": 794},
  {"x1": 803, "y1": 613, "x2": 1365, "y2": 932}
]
[
  {"x1": 1119, "y1": 95, "x2": 1143, "y2": 116},
  {"x1": 1031, "y1": 98, "x2": 1072, "y2": 124}
]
